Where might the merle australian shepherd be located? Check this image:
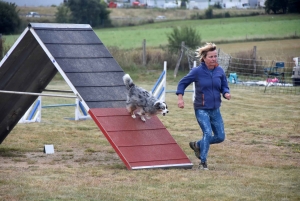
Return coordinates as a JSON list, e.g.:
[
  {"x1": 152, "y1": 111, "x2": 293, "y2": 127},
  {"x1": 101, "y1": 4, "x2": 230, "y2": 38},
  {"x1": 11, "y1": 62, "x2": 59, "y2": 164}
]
[{"x1": 123, "y1": 74, "x2": 169, "y2": 122}]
